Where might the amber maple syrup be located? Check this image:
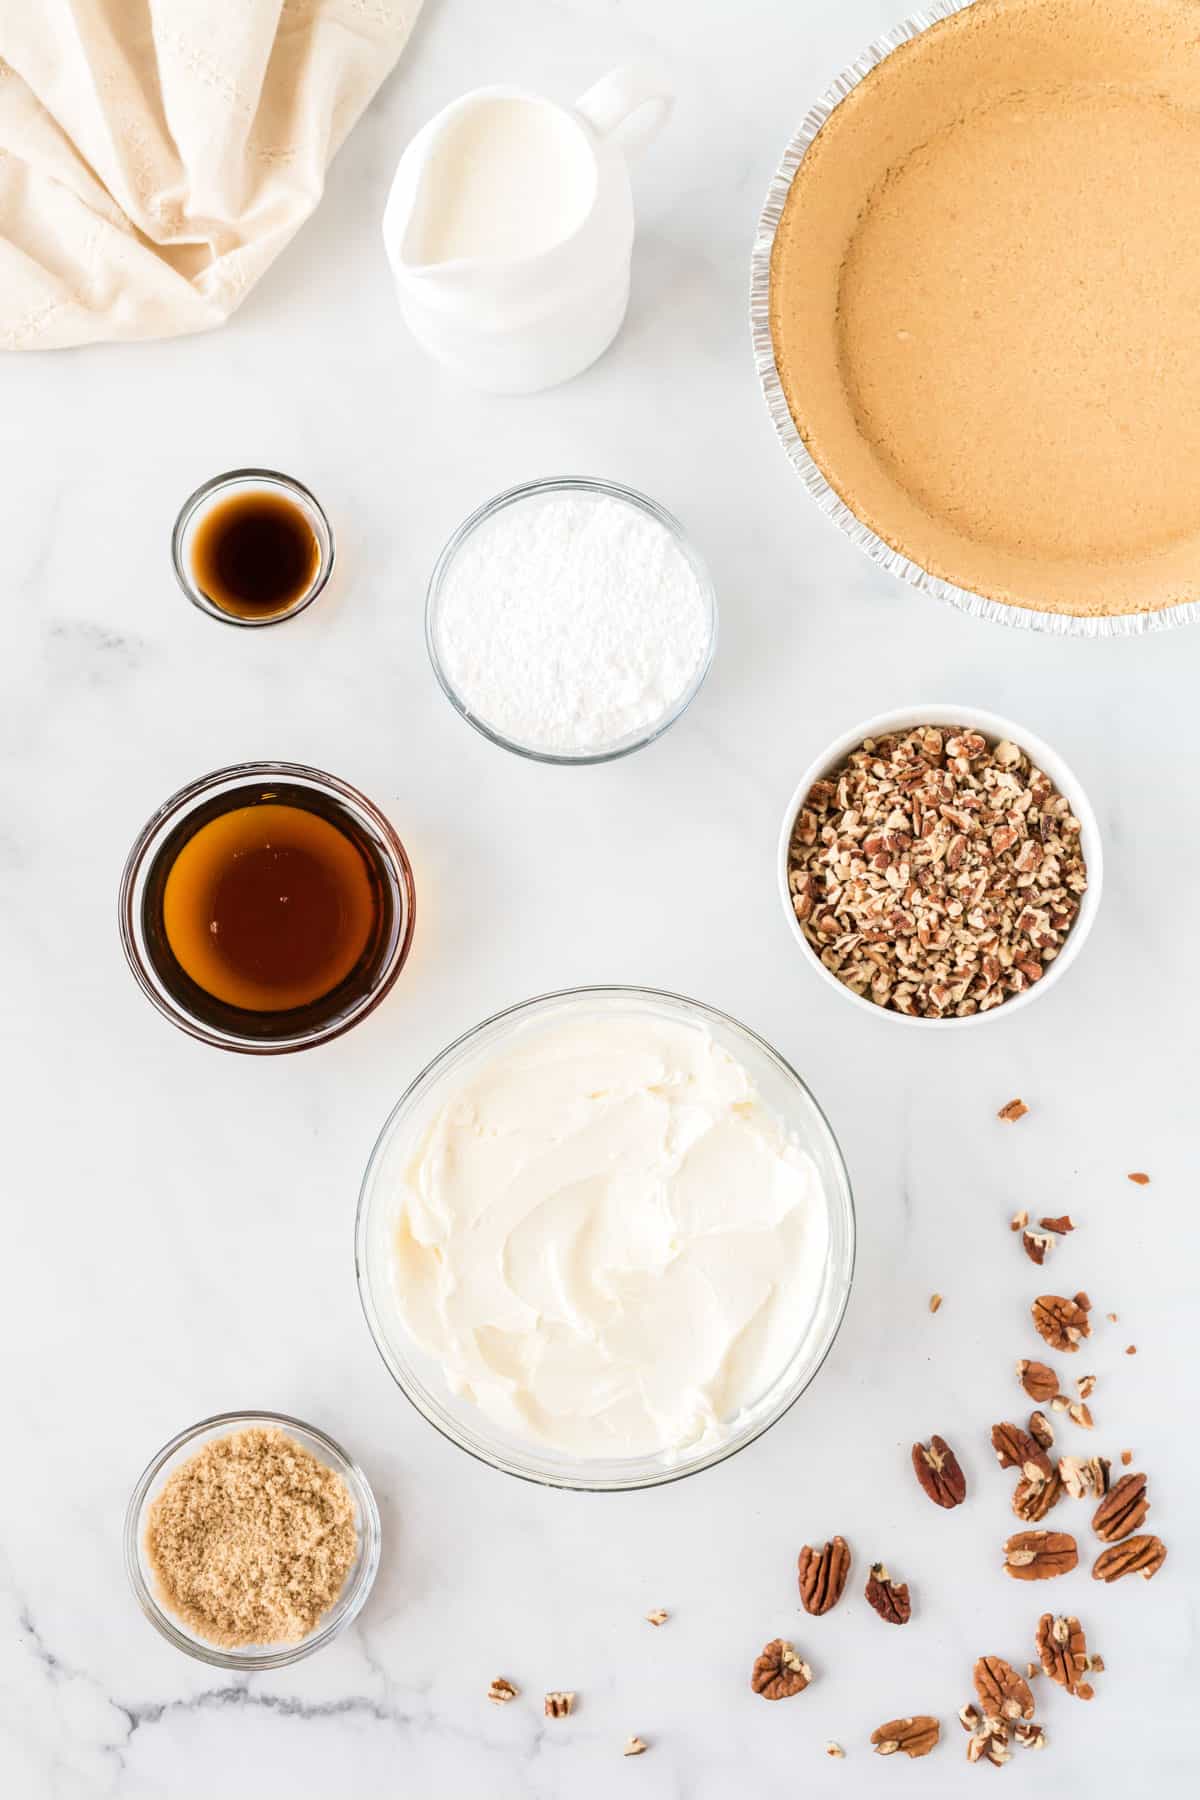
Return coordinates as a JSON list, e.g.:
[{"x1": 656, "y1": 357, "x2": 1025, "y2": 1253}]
[
  {"x1": 190, "y1": 489, "x2": 320, "y2": 620},
  {"x1": 140, "y1": 781, "x2": 398, "y2": 1041}
]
